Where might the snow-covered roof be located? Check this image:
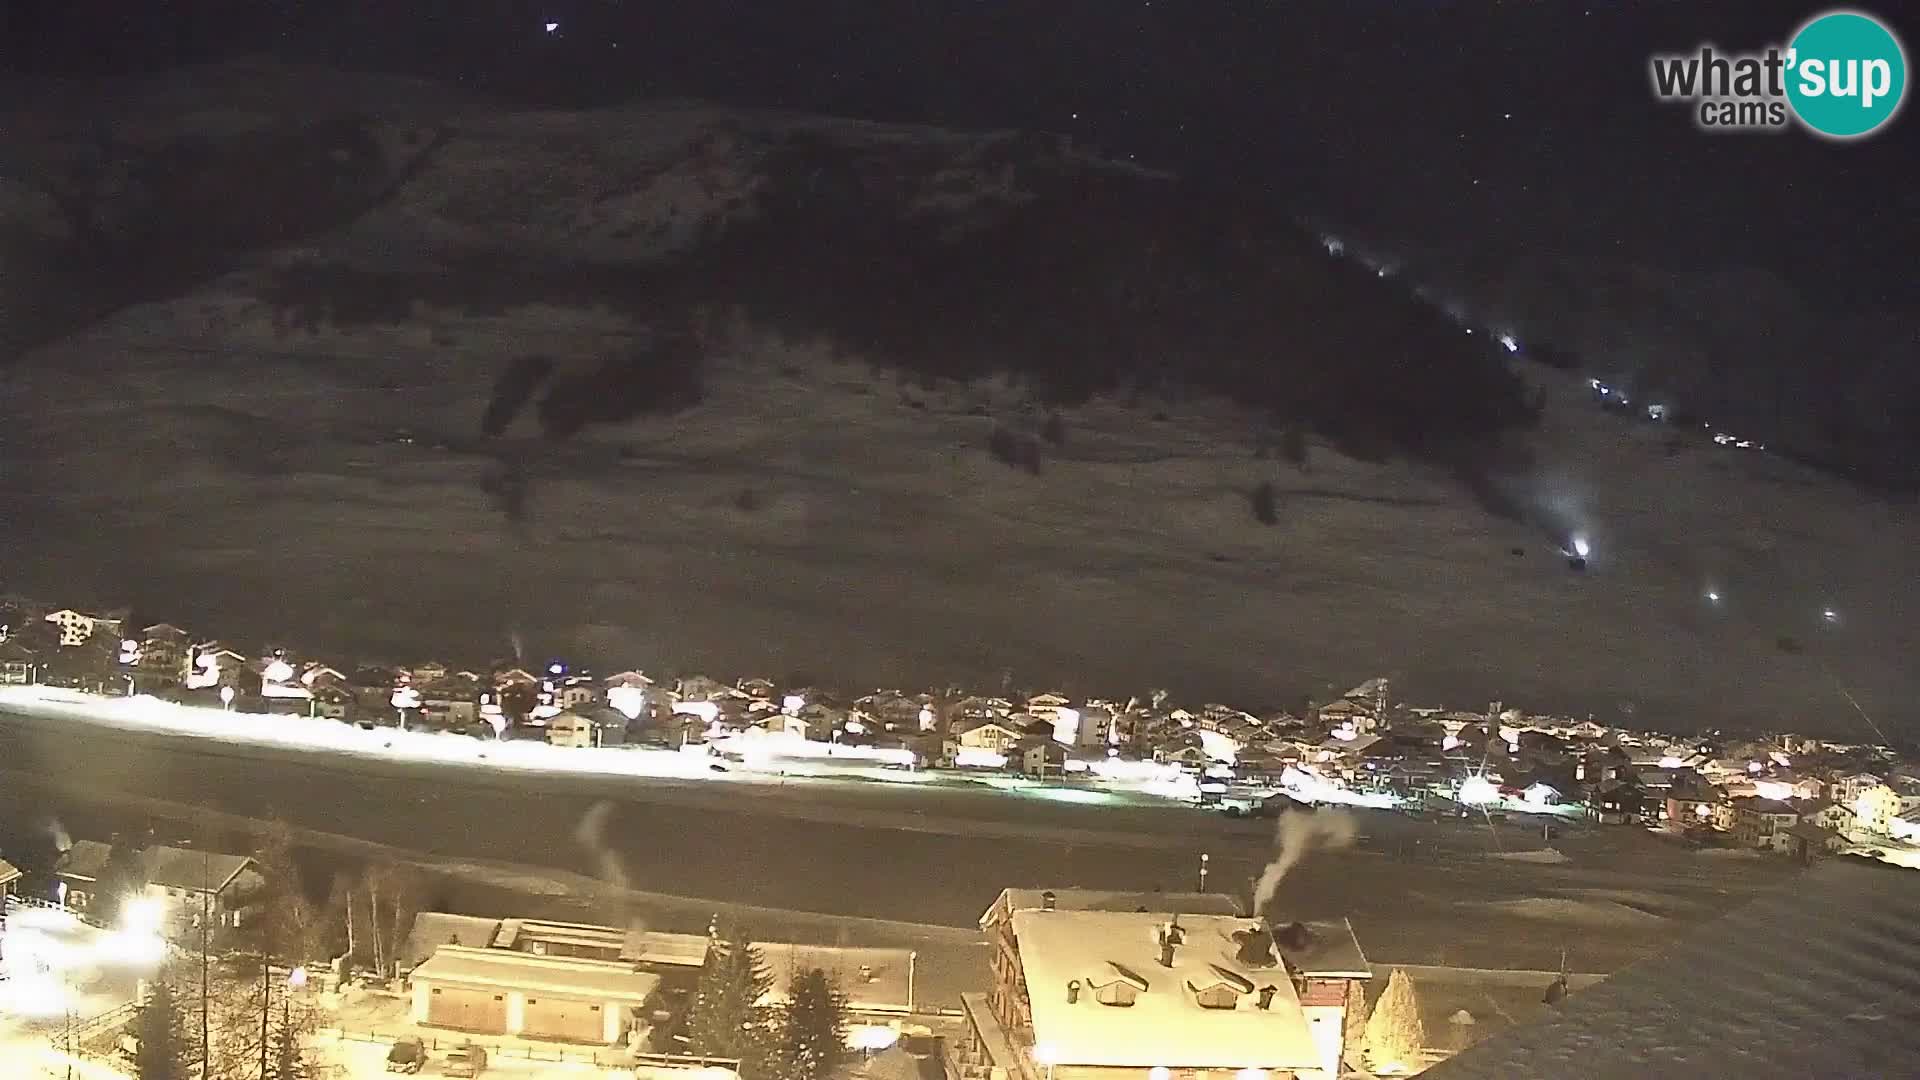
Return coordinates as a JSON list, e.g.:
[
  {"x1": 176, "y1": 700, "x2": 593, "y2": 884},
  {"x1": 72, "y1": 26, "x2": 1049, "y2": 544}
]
[
  {"x1": 58, "y1": 840, "x2": 254, "y2": 894},
  {"x1": 404, "y1": 912, "x2": 503, "y2": 967},
  {"x1": 1419, "y1": 858, "x2": 1920, "y2": 1079},
  {"x1": 980, "y1": 888, "x2": 1243, "y2": 930},
  {"x1": 1269, "y1": 918, "x2": 1372, "y2": 980},
  {"x1": 1009, "y1": 910, "x2": 1321, "y2": 1070},
  {"x1": 411, "y1": 945, "x2": 660, "y2": 1004}
]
